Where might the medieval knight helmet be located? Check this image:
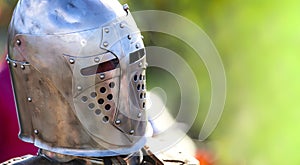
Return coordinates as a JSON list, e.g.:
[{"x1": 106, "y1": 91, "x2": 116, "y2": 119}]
[{"x1": 7, "y1": 0, "x2": 147, "y2": 157}]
